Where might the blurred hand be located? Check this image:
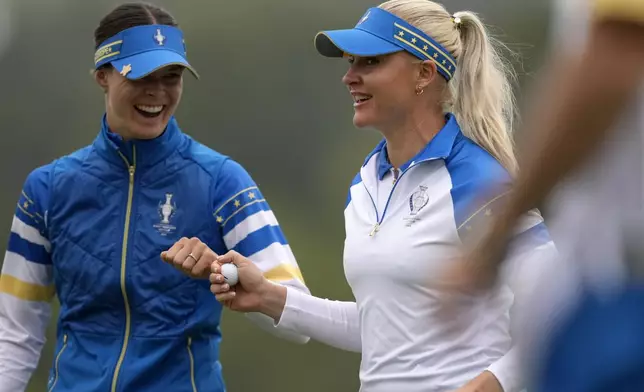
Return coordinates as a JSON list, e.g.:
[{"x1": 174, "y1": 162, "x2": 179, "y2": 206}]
[
  {"x1": 443, "y1": 255, "x2": 500, "y2": 295},
  {"x1": 160, "y1": 237, "x2": 218, "y2": 279},
  {"x1": 209, "y1": 250, "x2": 273, "y2": 313},
  {"x1": 438, "y1": 227, "x2": 508, "y2": 324}
]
